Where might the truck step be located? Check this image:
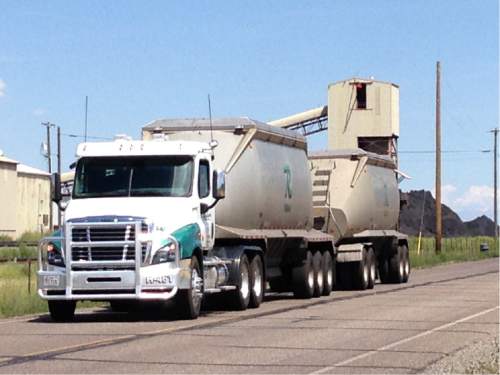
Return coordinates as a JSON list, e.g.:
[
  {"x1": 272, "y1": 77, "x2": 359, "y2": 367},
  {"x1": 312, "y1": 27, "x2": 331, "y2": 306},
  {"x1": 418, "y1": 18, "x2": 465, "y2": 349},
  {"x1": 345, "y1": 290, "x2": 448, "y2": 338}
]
[{"x1": 204, "y1": 285, "x2": 237, "y2": 294}]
